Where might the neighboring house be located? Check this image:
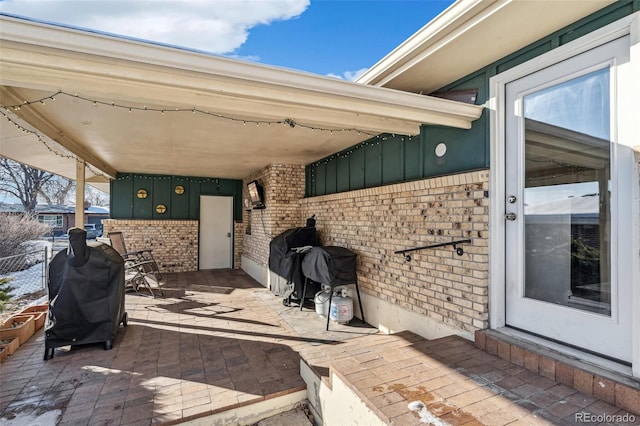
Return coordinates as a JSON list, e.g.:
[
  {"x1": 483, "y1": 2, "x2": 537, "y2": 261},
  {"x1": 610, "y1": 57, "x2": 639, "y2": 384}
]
[
  {"x1": 1, "y1": 0, "x2": 638, "y2": 396},
  {"x1": 0, "y1": 202, "x2": 109, "y2": 236}
]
